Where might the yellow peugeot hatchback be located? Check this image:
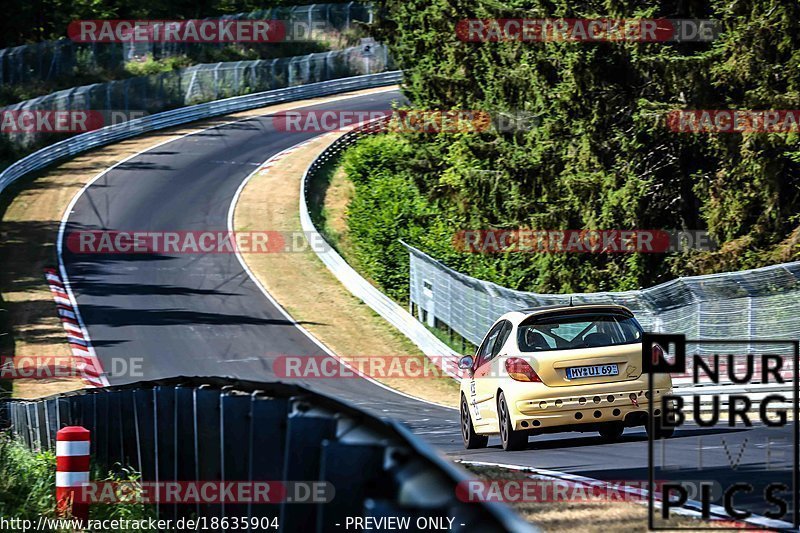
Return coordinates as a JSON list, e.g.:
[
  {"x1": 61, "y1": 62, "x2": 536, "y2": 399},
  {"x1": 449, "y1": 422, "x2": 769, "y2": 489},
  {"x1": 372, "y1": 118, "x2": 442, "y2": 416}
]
[{"x1": 458, "y1": 304, "x2": 674, "y2": 450}]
